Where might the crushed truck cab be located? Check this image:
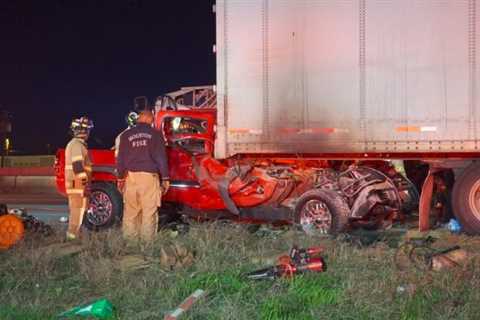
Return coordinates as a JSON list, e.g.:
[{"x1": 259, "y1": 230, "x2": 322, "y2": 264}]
[{"x1": 55, "y1": 86, "x2": 419, "y2": 235}]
